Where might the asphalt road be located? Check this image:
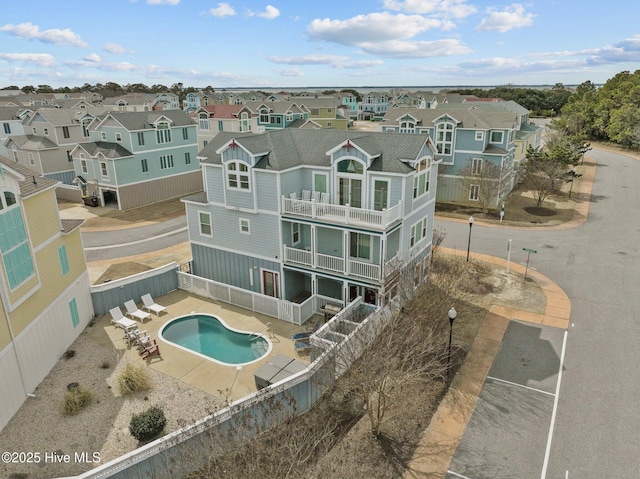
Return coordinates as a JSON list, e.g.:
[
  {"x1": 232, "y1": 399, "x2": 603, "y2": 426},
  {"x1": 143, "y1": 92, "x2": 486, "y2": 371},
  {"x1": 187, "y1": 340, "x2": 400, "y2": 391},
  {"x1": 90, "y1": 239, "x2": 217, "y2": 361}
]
[
  {"x1": 81, "y1": 215, "x2": 188, "y2": 261},
  {"x1": 438, "y1": 147, "x2": 640, "y2": 478}
]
